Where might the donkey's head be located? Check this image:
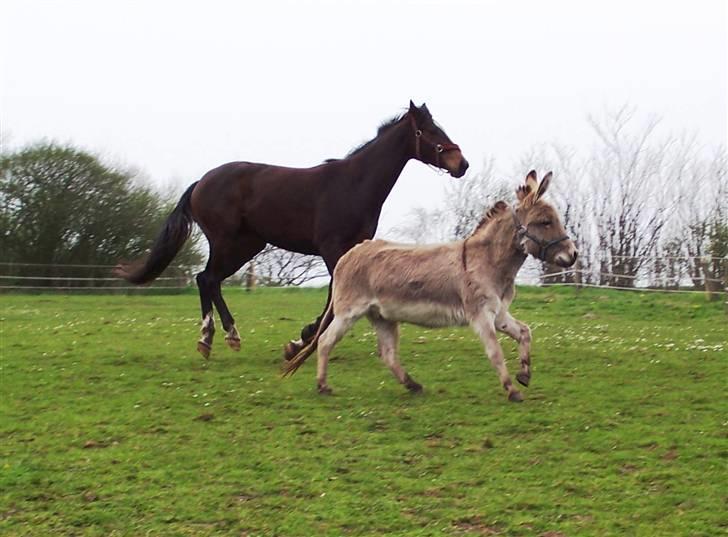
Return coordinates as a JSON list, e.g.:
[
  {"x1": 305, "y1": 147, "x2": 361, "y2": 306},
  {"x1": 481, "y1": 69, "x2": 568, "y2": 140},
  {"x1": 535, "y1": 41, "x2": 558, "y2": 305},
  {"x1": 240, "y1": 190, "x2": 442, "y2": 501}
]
[
  {"x1": 408, "y1": 100, "x2": 469, "y2": 178},
  {"x1": 514, "y1": 170, "x2": 578, "y2": 267}
]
